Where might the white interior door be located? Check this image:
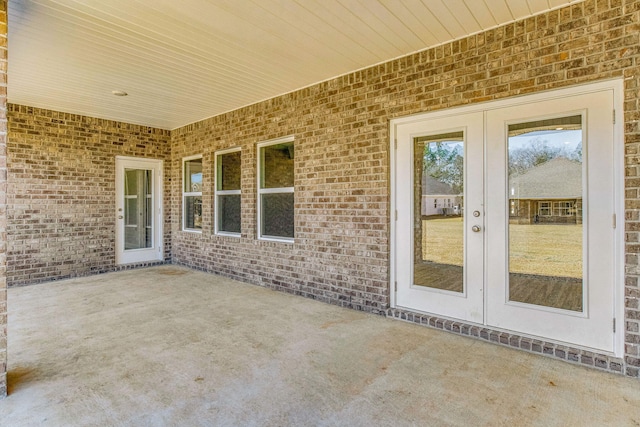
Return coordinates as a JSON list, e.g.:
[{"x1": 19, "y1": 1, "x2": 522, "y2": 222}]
[
  {"x1": 115, "y1": 157, "x2": 164, "y2": 265},
  {"x1": 394, "y1": 112, "x2": 484, "y2": 323},
  {"x1": 392, "y1": 81, "x2": 622, "y2": 354}
]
